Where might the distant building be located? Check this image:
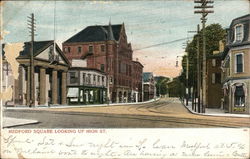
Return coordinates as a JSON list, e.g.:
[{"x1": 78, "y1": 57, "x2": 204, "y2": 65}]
[
  {"x1": 143, "y1": 72, "x2": 156, "y2": 101},
  {"x1": 132, "y1": 60, "x2": 143, "y2": 102},
  {"x1": 63, "y1": 22, "x2": 143, "y2": 103},
  {"x1": 221, "y1": 14, "x2": 250, "y2": 114},
  {"x1": 67, "y1": 59, "x2": 107, "y2": 105},
  {"x1": 2, "y1": 41, "x2": 70, "y2": 106}
]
